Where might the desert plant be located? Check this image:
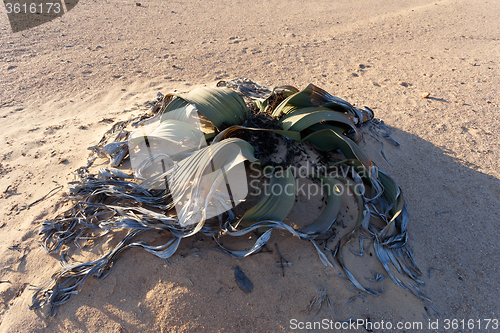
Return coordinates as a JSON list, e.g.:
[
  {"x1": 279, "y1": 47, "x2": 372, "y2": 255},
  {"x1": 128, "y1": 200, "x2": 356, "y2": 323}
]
[{"x1": 30, "y1": 80, "x2": 427, "y2": 316}]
